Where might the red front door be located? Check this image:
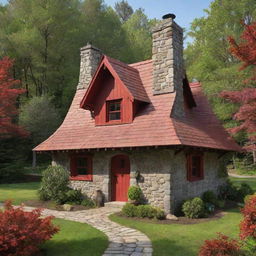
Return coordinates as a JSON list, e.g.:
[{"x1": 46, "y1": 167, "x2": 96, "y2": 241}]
[{"x1": 111, "y1": 155, "x2": 130, "y2": 201}]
